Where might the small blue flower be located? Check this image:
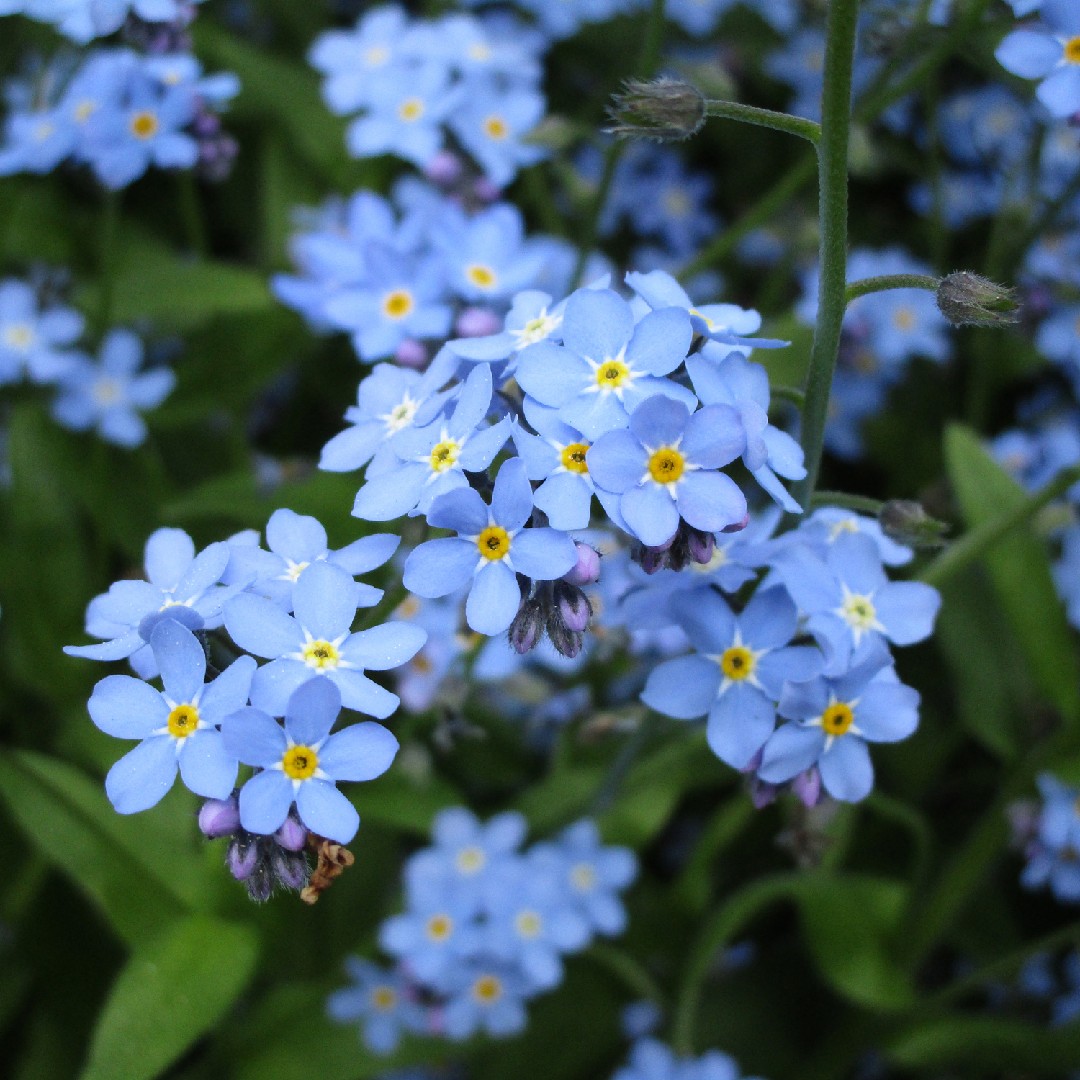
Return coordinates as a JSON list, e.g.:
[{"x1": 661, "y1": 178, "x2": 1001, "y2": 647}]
[
  {"x1": 403, "y1": 457, "x2": 578, "y2": 635},
  {"x1": 0, "y1": 278, "x2": 83, "y2": 385},
  {"x1": 222, "y1": 676, "x2": 398, "y2": 843},
  {"x1": 429, "y1": 957, "x2": 531, "y2": 1041},
  {"x1": 757, "y1": 646, "x2": 920, "y2": 803},
  {"x1": 1021, "y1": 773, "x2": 1080, "y2": 901},
  {"x1": 996, "y1": 0, "x2": 1080, "y2": 119},
  {"x1": 88, "y1": 619, "x2": 254, "y2": 813},
  {"x1": 588, "y1": 394, "x2": 747, "y2": 547},
  {"x1": 327, "y1": 958, "x2": 428, "y2": 1054},
  {"x1": 224, "y1": 560, "x2": 427, "y2": 717},
  {"x1": 446, "y1": 81, "x2": 546, "y2": 188}
]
